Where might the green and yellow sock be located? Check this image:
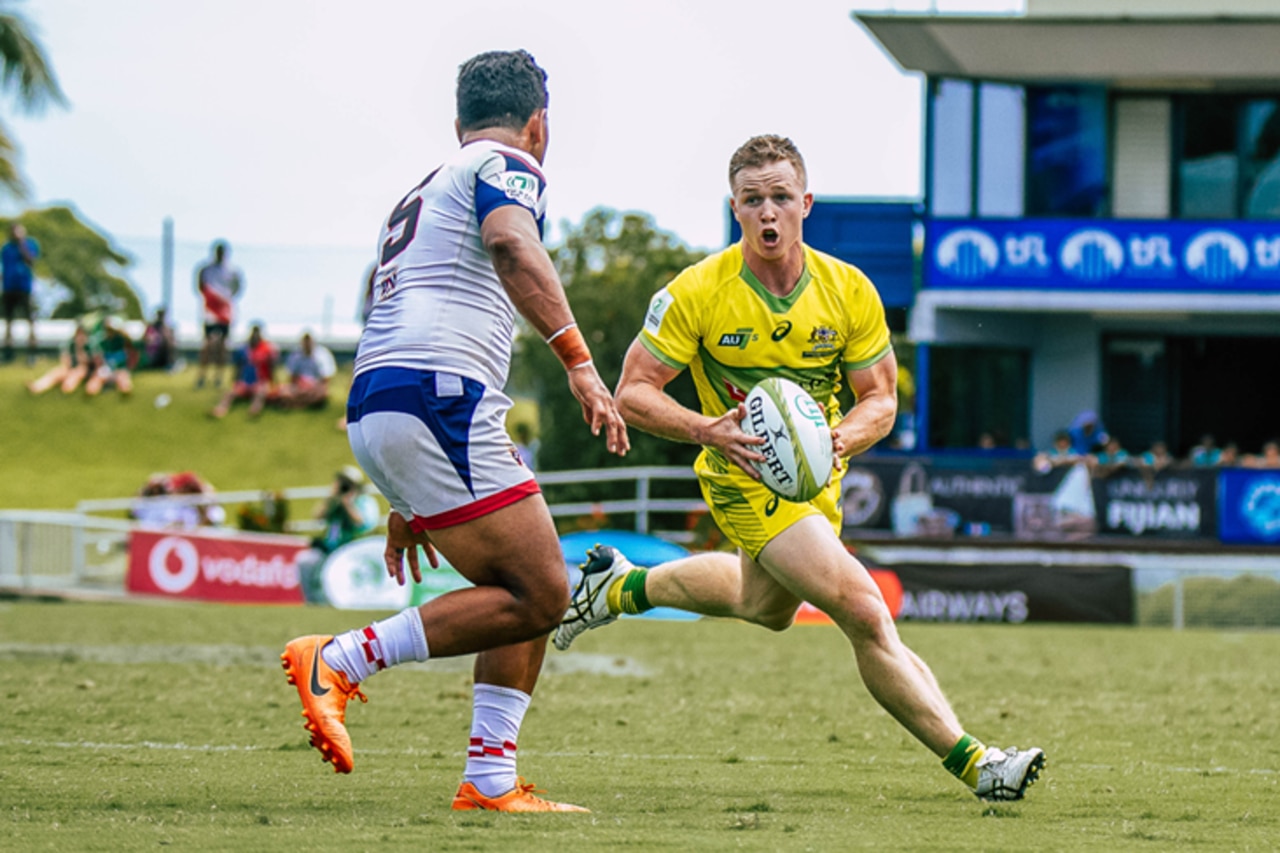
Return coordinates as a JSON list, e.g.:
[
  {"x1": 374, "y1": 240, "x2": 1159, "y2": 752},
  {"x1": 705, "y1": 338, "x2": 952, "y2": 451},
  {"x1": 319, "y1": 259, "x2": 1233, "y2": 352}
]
[
  {"x1": 941, "y1": 734, "x2": 987, "y2": 789},
  {"x1": 605, "y1": 568, "x2": 652, "y2": 616}
]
